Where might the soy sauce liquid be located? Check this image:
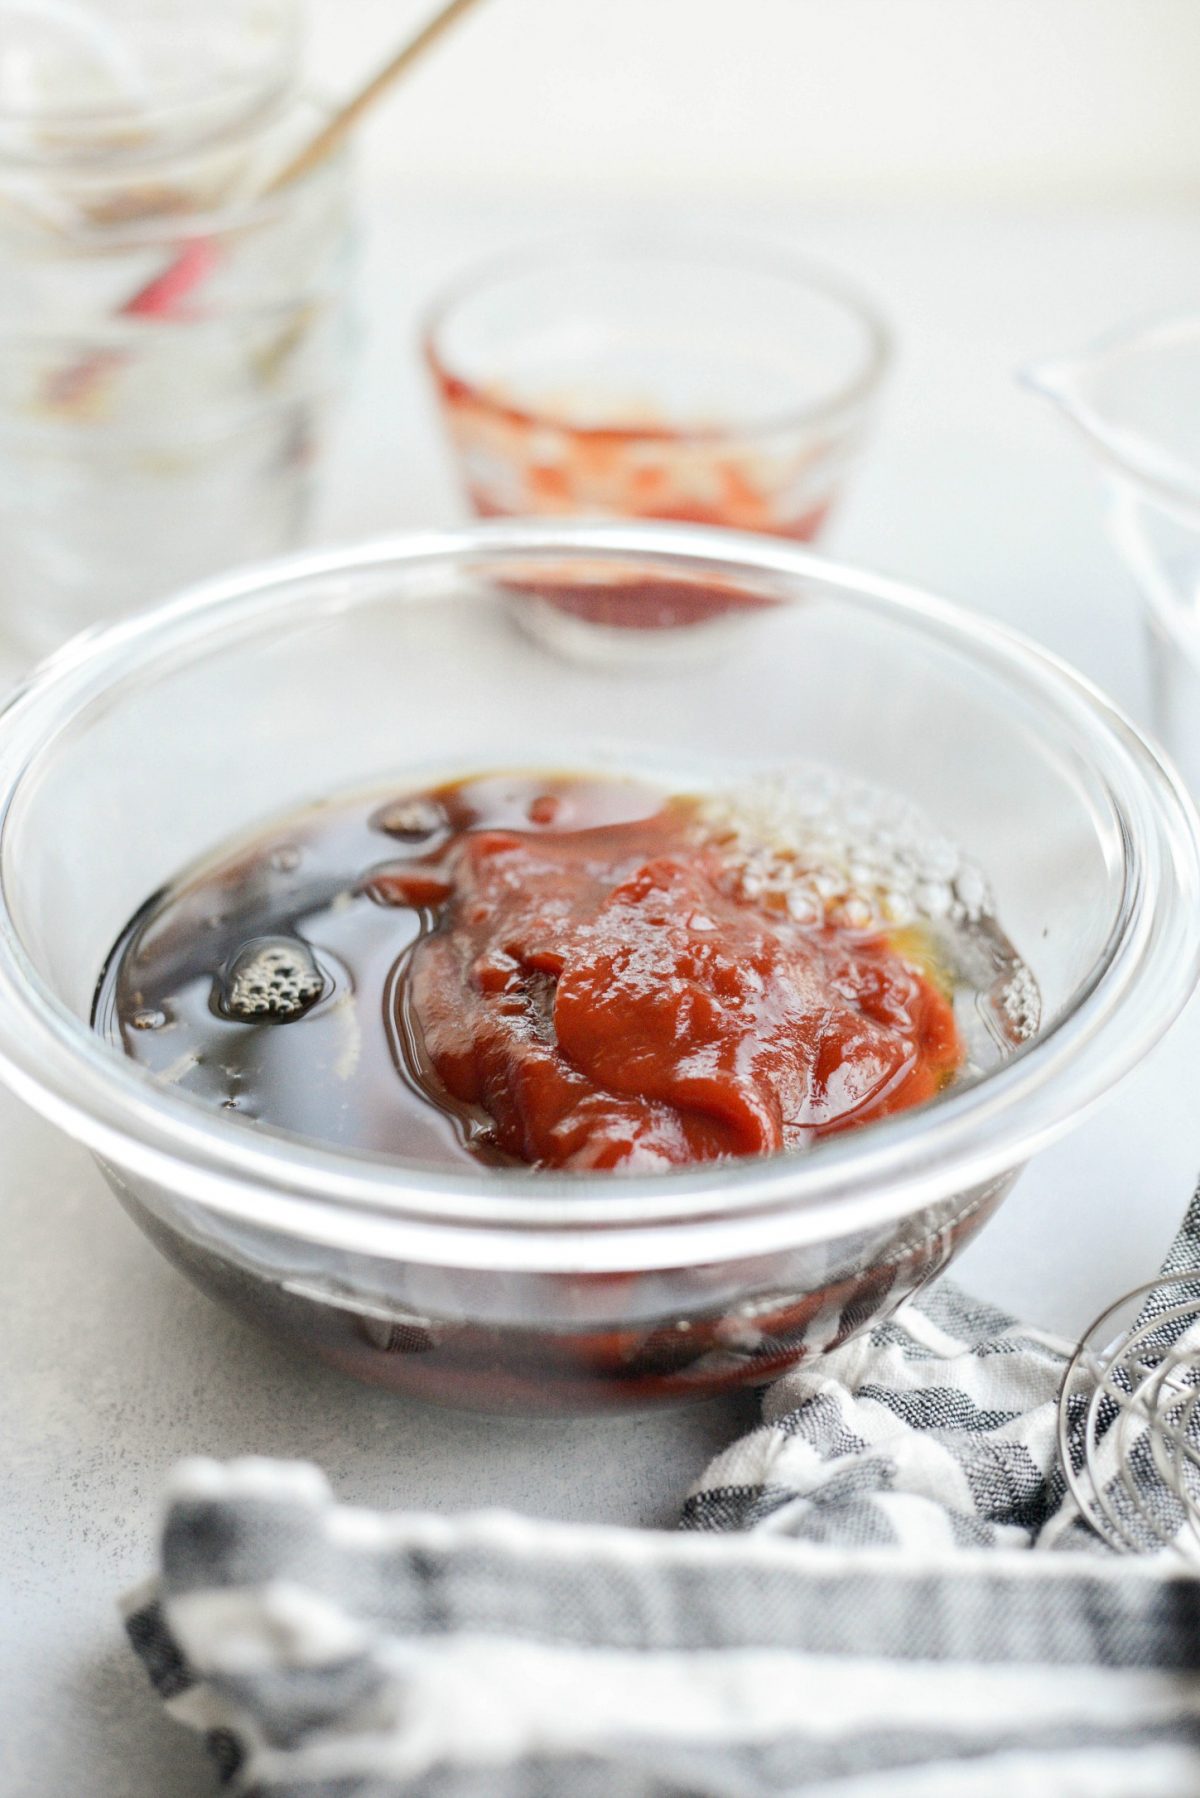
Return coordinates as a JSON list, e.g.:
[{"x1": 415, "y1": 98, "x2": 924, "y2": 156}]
[
  {"x1": 93, "y1": 773, "x2": 673, "y2": 1168},
  {"x1": 94, "y1": 769, "x2": 1038, "y2": 1170}
]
